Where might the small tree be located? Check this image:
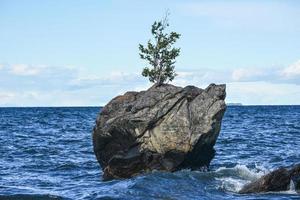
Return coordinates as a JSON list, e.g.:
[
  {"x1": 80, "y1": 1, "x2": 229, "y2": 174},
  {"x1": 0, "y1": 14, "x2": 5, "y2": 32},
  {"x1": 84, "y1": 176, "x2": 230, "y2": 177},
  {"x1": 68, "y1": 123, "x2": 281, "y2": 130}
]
[{"x1": 139, "y1": 13, "x2": 181, "y2": 85}]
